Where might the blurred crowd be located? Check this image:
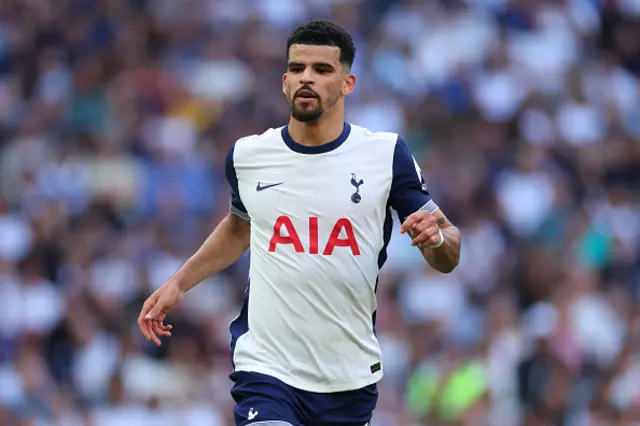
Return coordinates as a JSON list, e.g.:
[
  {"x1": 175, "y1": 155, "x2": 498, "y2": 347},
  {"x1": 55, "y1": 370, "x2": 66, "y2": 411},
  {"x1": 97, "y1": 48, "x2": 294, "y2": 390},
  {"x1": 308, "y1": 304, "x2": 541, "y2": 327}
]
[{"x1": 0, "y1": 0, "x2": 639, "y2": 425}]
